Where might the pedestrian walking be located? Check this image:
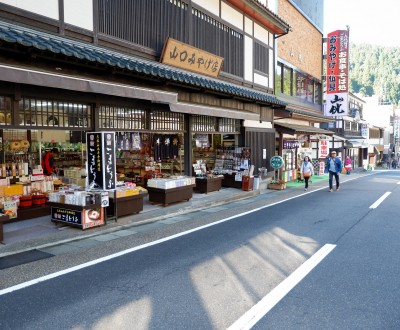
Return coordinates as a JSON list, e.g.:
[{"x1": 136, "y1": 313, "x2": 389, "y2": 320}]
[
  {"x1": 325, "y1": 150, "x2": 342, "y2": 192},
  {"x1": 392, "y1": 158, "x2": 398, "y2": 169},
  {"x1": 344, "y1": 156, "x2": 352, "y2": 175},
  {"x1": 300, "y1": 156, "x2": 314, "y2": 191}
]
